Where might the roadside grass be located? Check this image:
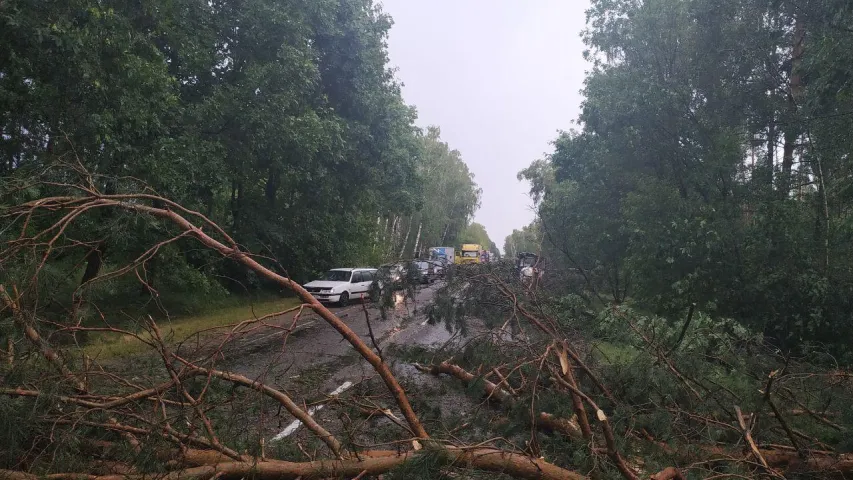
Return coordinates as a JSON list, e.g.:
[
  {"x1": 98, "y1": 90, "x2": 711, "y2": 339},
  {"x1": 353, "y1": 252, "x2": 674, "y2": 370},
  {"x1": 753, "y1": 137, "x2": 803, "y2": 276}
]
[{"x1": 83, "y1": 296, "x2": 302, "y2": 360}]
